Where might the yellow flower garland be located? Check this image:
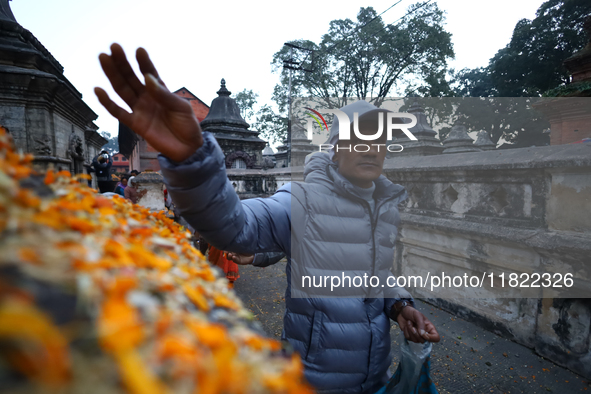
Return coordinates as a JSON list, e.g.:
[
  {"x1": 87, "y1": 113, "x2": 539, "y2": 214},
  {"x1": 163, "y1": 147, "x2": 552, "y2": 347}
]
[{"x1": 0, "y1": 127, "x2": 313, "y2": 394}]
